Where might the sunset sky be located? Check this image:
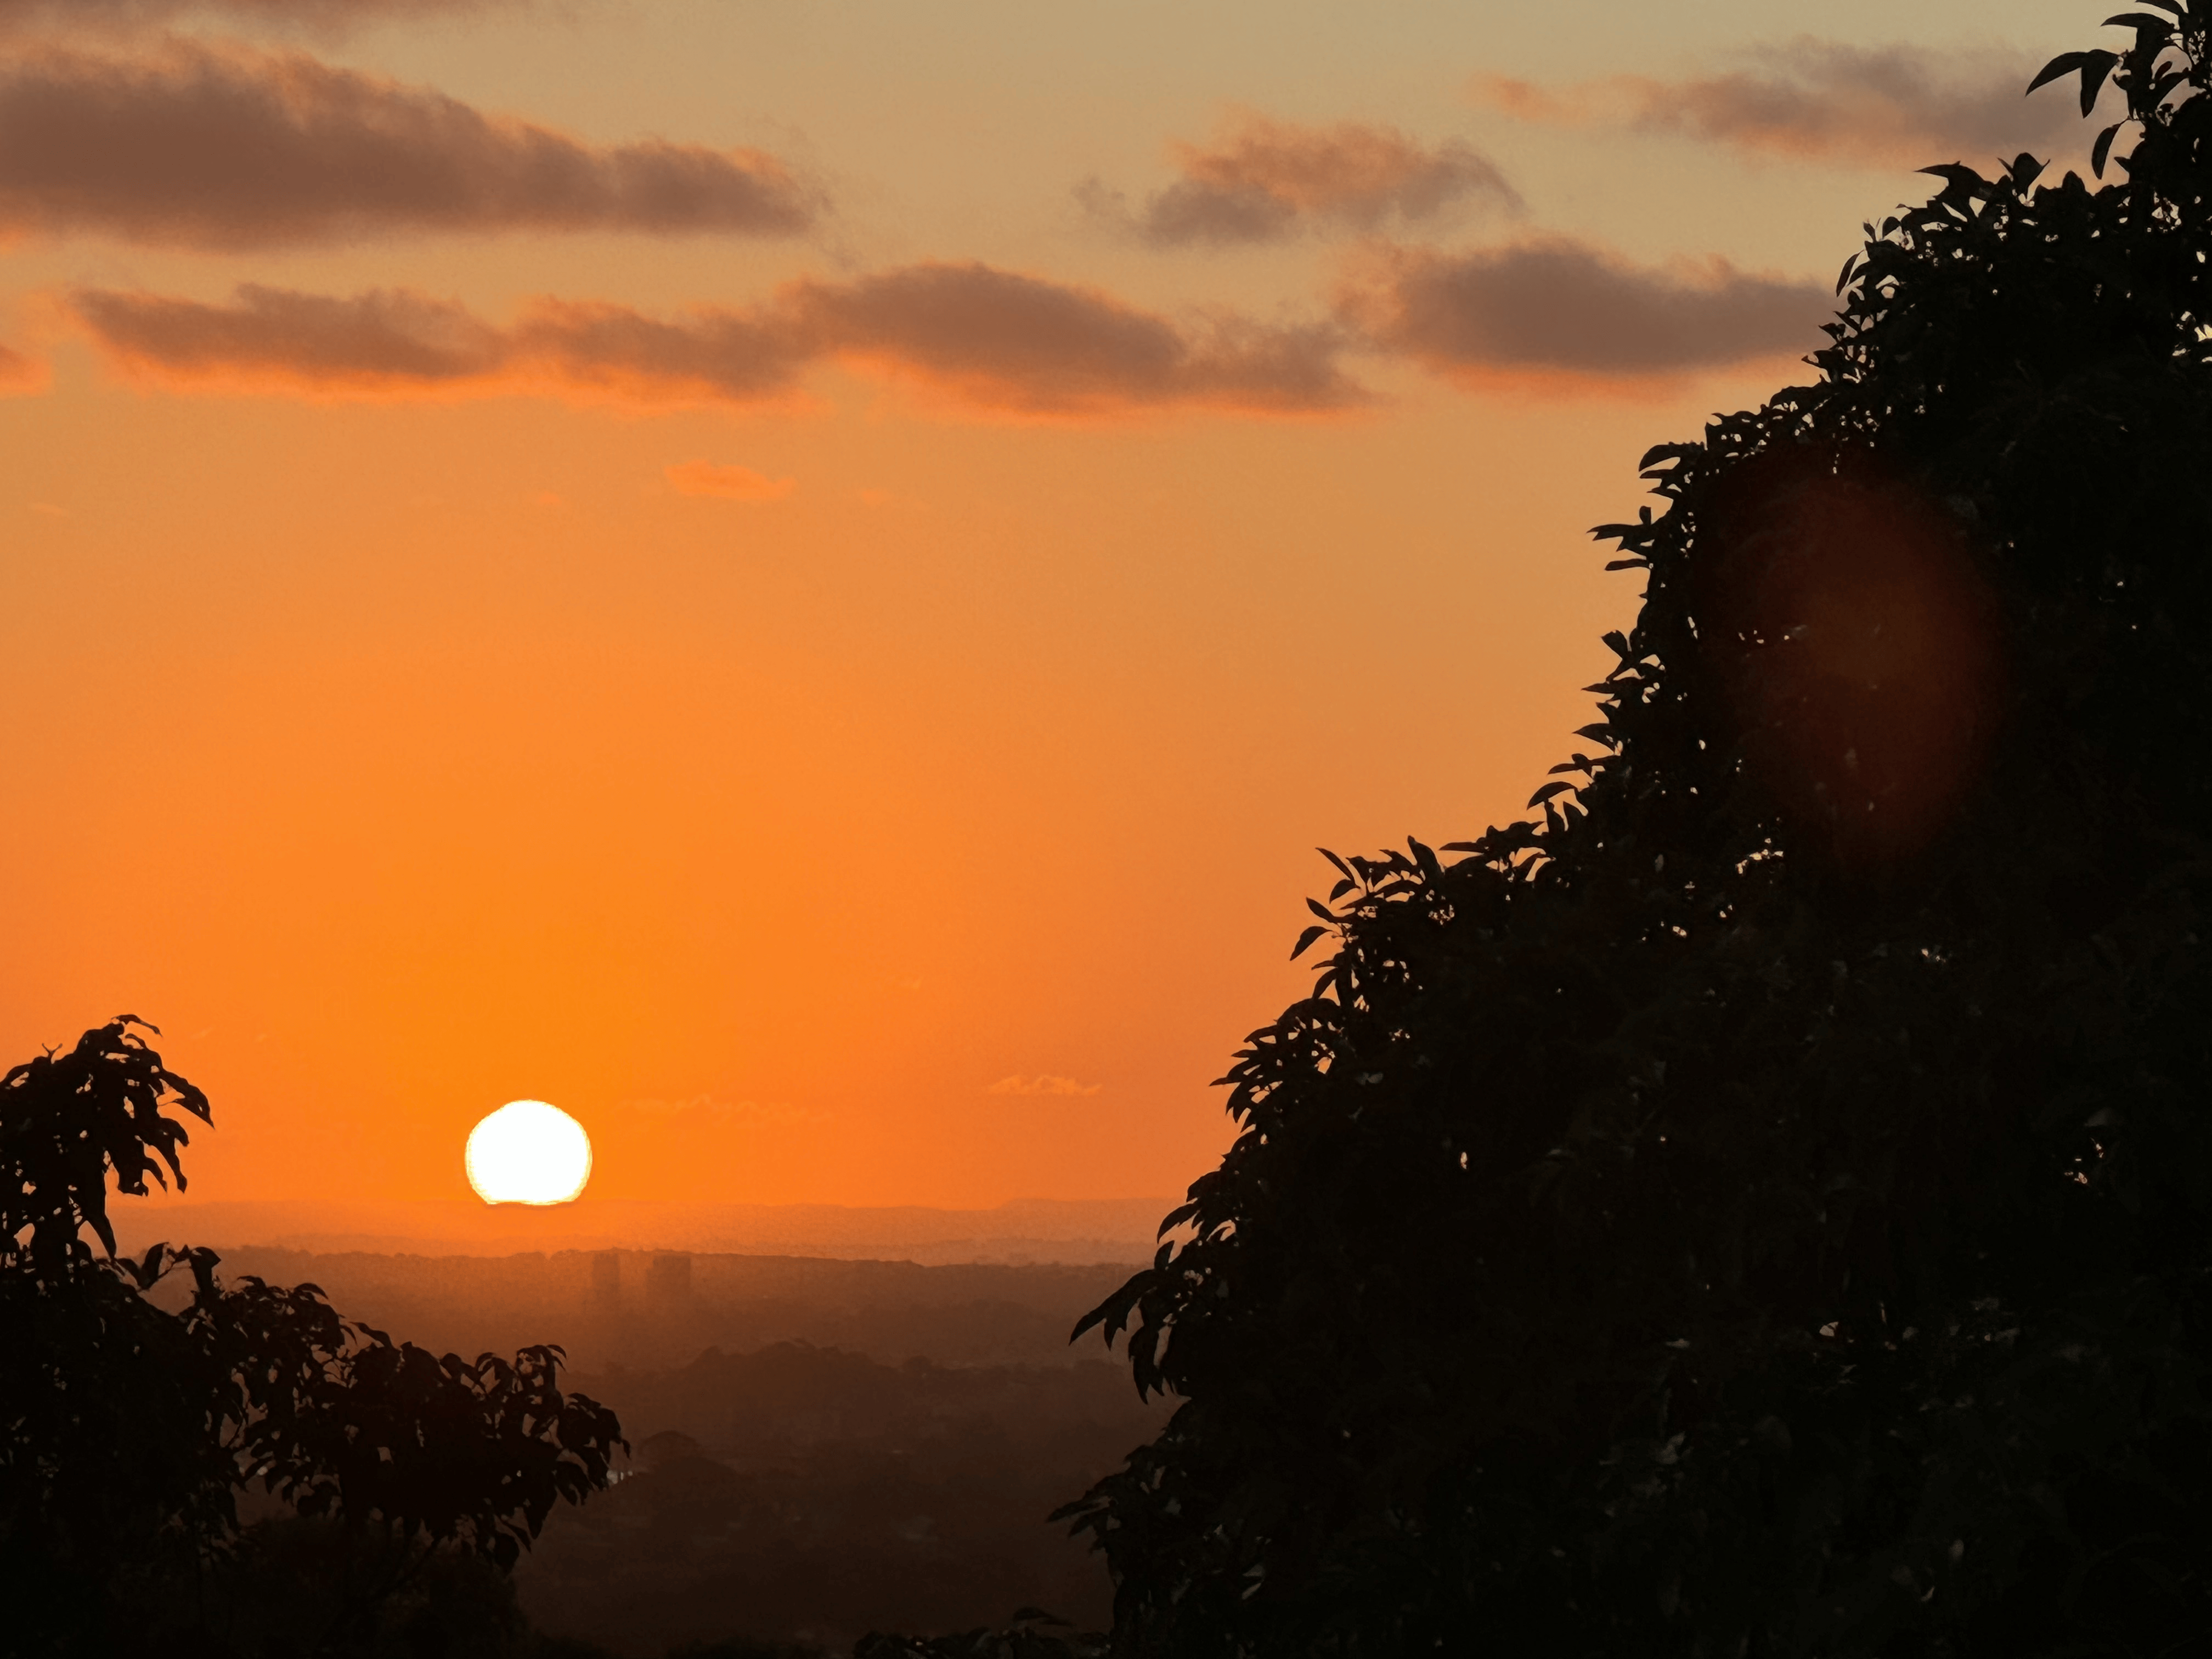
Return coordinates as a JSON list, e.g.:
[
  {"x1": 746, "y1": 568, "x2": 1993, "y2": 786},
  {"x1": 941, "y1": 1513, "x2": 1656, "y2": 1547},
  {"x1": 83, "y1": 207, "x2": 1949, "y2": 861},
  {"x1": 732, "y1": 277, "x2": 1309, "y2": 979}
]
[{"x1": 1, "y1": 0, "x2": 2103, "y2": 1216}]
